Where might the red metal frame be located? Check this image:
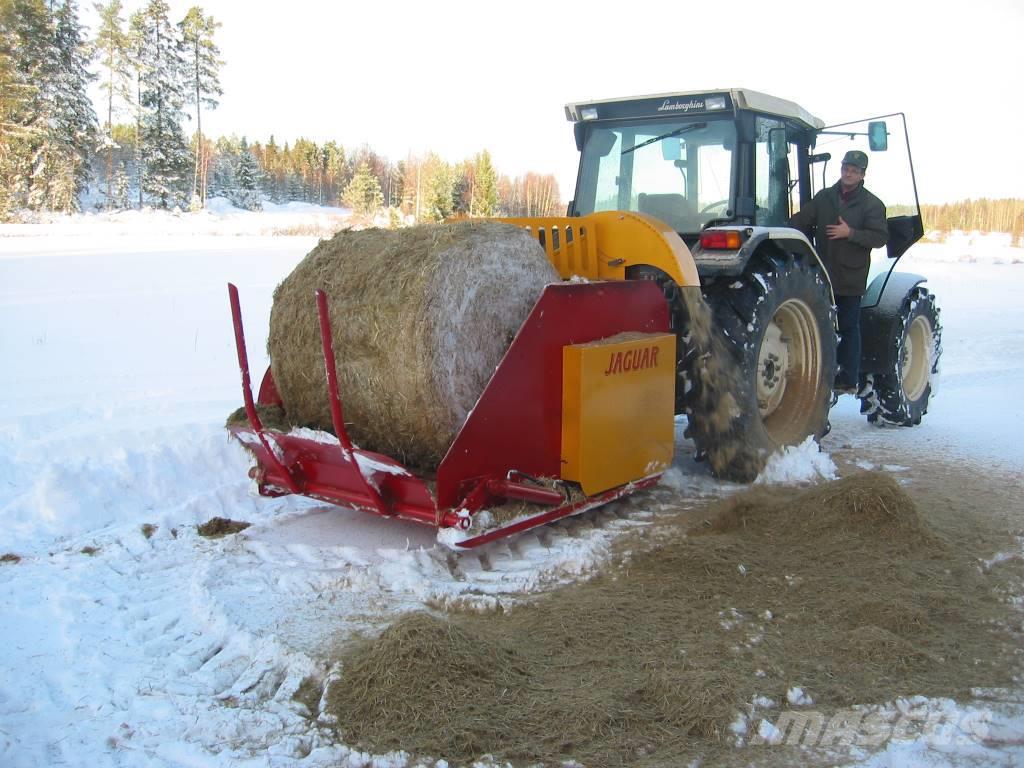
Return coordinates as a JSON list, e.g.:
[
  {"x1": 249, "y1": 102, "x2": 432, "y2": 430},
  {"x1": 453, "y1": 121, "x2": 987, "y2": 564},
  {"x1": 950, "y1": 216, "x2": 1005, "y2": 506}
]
[
  {"x1": 454, "y1": 476, "x2": 660, "y2": 548},
  {"x1": 226, "y1": 280, "x2": 671, "y2": 547},
  {"x1": 435, "y1": 281, "x2": 669, "y2": 510}
]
